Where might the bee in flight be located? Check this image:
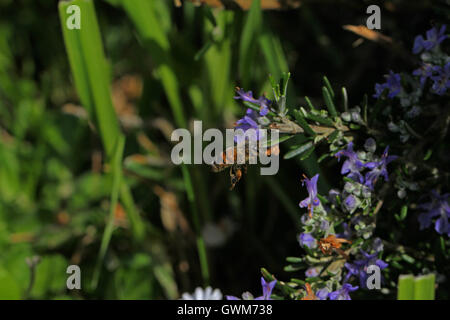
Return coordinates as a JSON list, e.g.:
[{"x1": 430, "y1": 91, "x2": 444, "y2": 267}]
[{"x1": 211, "y1": 144, "x2": 280, "y2": 190}]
